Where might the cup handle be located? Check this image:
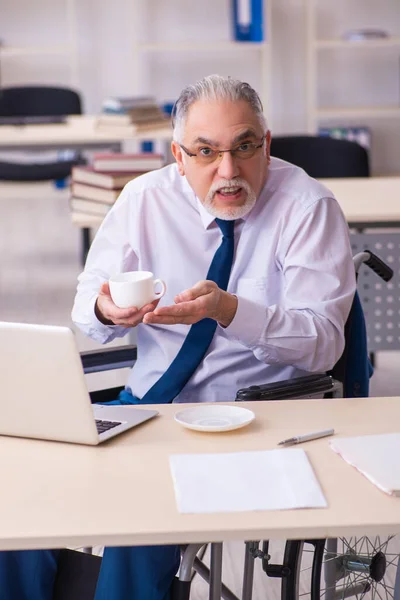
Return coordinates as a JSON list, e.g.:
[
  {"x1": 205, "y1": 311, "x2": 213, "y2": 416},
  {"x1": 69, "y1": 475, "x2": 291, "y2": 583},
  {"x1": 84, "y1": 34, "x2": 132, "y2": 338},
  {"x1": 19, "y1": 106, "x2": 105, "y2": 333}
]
[{"x1": 153, "y1": 279, "x2": 166, "y2": 300}]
